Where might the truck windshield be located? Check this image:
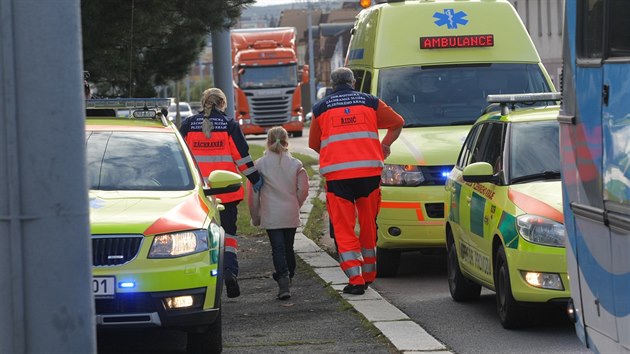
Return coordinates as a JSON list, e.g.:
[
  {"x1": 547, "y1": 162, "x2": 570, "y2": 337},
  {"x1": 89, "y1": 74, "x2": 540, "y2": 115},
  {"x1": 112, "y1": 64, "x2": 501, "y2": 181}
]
[
  {"x1": 509, "y1": 120, "x2": 560, "y2": 183},
  {"x1": 377, "y1": 64, "x2": 551, "y2": 128},
  {"x1": 239, "y1": 64, "x2": 297, "y2": 89}
]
